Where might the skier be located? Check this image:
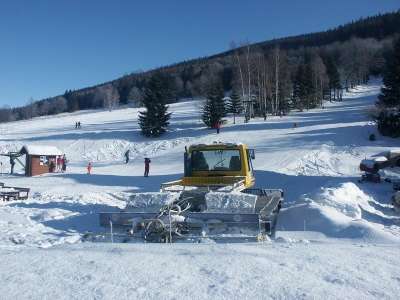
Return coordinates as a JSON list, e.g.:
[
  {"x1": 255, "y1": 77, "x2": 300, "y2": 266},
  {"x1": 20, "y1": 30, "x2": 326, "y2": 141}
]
[
  {"x1": 62, "y1": 155, "x2": 67, "y2": 172},
  {"x1": 87, "y1": 162, "x2": 92, "y2": 175},
  {"x1": 49, "y1": 160, "x2": 55, "y2": 173},
  {"x1": 144, "y1": 157, "x2": 151, "y2": 177},
  {"x1": 215, "y1": 121, "x2": 221, "y2": 134},
  {"x1": 124, "y1": 150, "x2": 130, "y2": 164},
  {"x1": 10, "y1": 157, "x2": 15, "y2": 174},
  {"x1": 57, "y1": 156, "x2": 62, "y2": 172}
]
